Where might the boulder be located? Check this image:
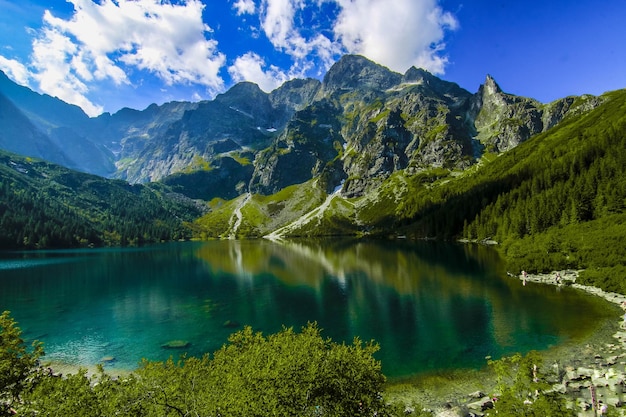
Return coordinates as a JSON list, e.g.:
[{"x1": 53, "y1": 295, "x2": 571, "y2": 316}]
[{"x1": 467, "y1": 391, "x2": 486, "y2": 400}]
